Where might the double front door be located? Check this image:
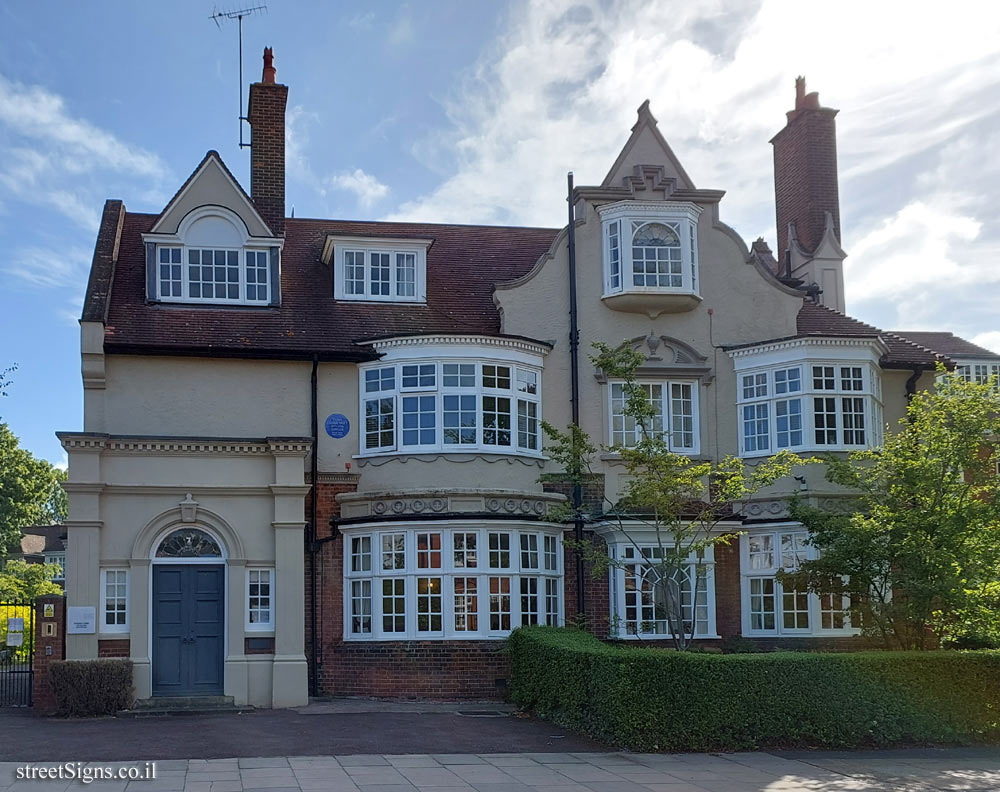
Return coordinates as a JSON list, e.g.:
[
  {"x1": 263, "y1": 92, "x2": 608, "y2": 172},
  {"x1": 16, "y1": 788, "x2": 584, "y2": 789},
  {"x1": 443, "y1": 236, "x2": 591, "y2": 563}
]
[{"x1": 152, "y1": 565, "x2": 224, "y2": 696}]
